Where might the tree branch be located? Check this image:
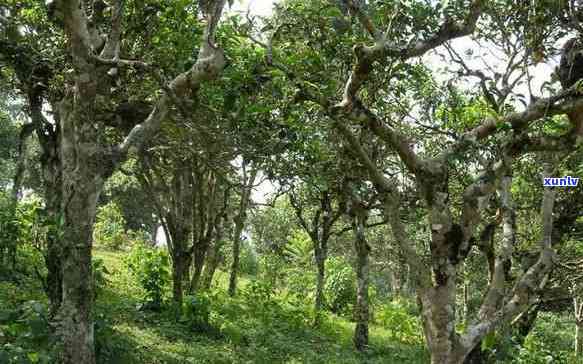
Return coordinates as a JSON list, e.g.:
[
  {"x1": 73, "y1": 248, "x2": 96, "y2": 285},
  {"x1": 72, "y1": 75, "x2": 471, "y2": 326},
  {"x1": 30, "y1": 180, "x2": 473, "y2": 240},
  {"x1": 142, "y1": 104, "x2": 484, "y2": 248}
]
[
  {"x1": 336, "y1": 0, "x2": 485, "y2": 109},
  {"x1": 61, "y1": 0, "x2": 97, "y2": 63},
  {"x1": 462, "y1": 159, "x2": 558, "y2": 351},
  {"x1": 100, "y1": 0, "x2": 124, "y2": 59},
  {"x1": 441, "y1": 87, "x2": 583, "y2": 161},
  {"x1": 116, "y1": 0, "x2": 227, "y2": 158},
  {"x1": 345, "y1": 0, "x2": 380, "y2": 40},
  {"x1": 333, "y1": 101, "x2": 421, "y2": 173}
]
